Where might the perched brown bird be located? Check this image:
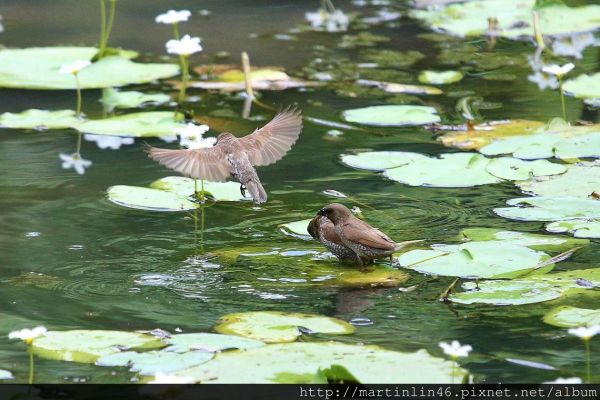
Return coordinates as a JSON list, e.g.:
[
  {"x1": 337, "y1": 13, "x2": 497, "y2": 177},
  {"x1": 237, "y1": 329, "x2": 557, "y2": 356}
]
[
  {"x1": 146, "y1": 108, "x2": 303, "y2": 204},
  {"x1": 314, "y1": 203, "x2": 422, "y2": 266},
  {"x1": 308, "y1": 215, "x2": 356, "y2": 262}
]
